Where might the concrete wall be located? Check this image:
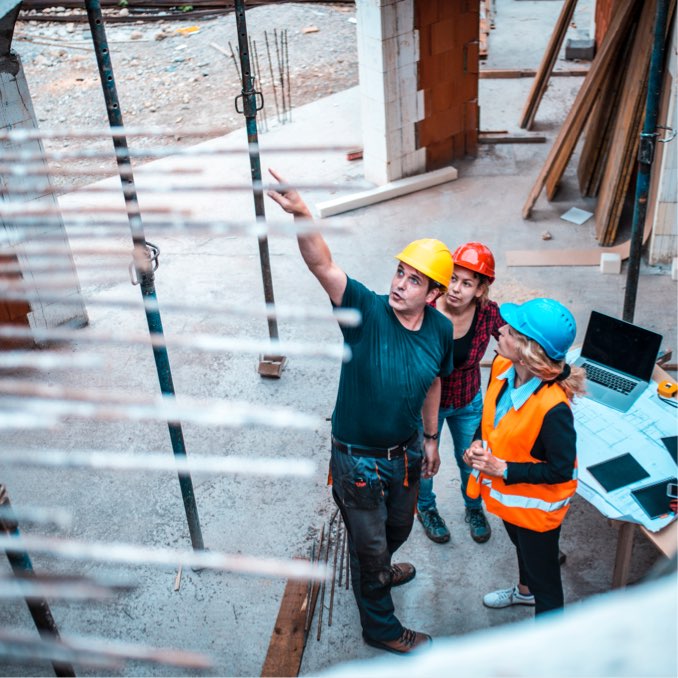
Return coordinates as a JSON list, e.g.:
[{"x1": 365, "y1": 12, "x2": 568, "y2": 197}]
[{"x1": 0, "y1": 50, "x2": 88, "y2": 332}]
